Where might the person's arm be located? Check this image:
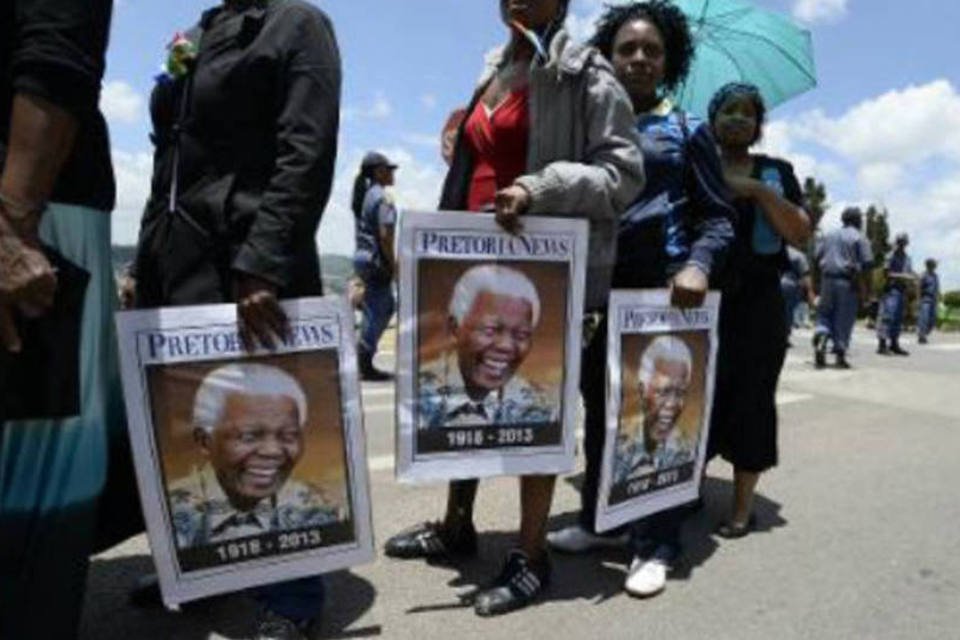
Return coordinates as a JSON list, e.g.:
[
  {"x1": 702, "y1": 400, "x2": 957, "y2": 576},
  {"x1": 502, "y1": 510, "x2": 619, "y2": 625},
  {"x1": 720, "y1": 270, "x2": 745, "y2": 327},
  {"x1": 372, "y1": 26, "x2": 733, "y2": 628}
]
[
  {"x1": 1, "y1": 0, "x2": 113, "y2": 352},
  {"x1": 726, "y1": 159, "x2": 811, "y2": 247},
  {"x1": 502, "y1": 61, "x2": 645, "y2": 230},
  {"x1": 671, "y1": 122, "x2": 736, "y2": 308},
  {"x1": 230, "y1": 7, "x2": 341, "y2": 350},
  {"x1": 377, "y1": 197, "x2": 397, "y2": 275}
]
